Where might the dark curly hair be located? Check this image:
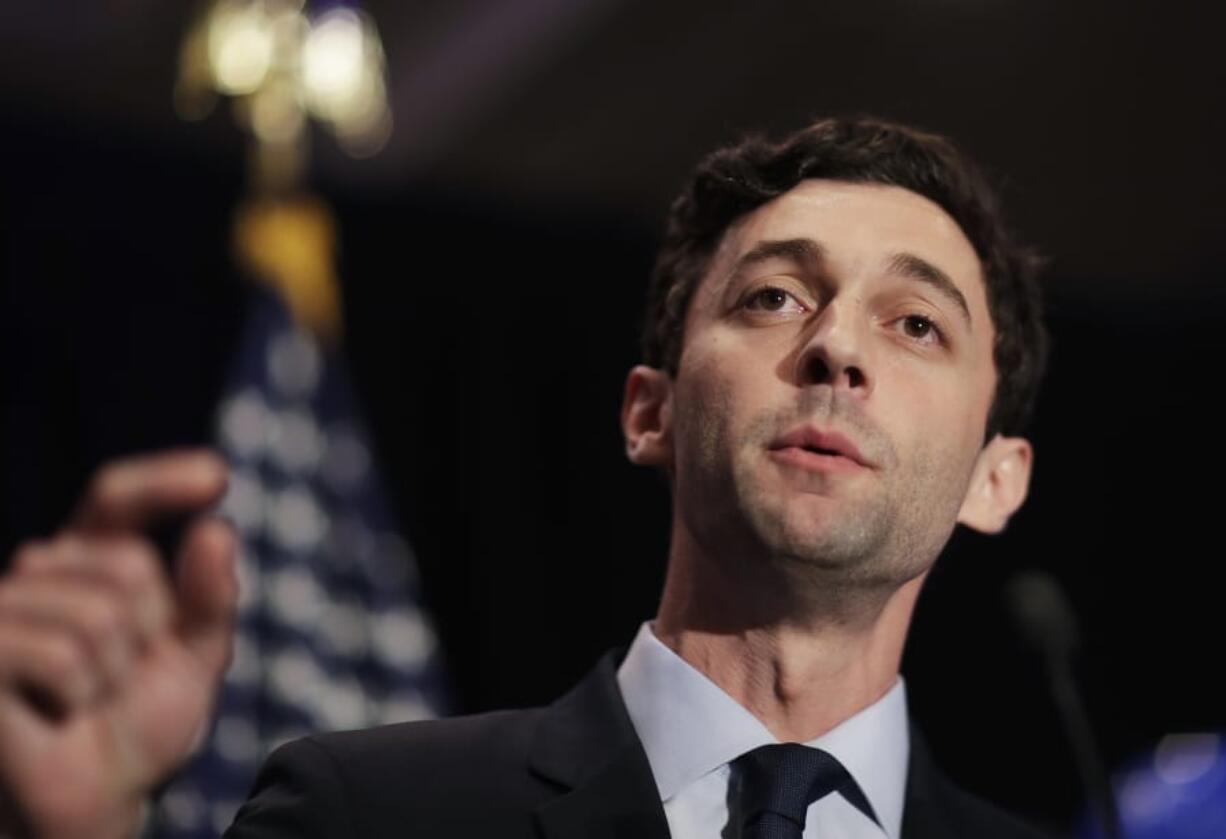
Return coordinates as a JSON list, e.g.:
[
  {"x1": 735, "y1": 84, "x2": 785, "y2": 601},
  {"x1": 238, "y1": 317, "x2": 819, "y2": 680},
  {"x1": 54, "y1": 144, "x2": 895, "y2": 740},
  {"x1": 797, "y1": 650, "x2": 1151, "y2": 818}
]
[{"x1": 641, "y1": 116, "x2": 1048, "y2": 440}]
